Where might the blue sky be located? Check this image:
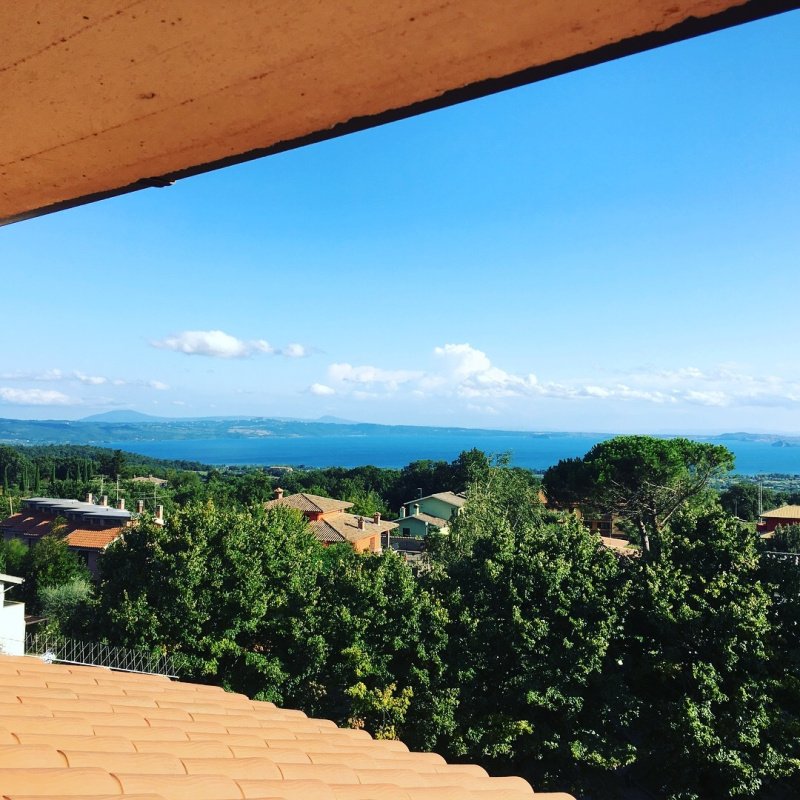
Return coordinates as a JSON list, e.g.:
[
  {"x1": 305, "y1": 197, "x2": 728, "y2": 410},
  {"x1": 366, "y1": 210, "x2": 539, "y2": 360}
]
[{"x1": 3, "y1": 11, "x2": 799, "y2": 433}]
